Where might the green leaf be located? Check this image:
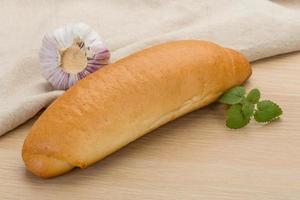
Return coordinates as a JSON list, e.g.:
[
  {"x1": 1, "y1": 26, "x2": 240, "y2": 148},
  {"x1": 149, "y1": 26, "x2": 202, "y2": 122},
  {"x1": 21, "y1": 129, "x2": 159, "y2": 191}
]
[
  {"x1": 226, "y1": 104, "x2": 251, "y2": 129},
  {"x1": 219, "y1": 86, "x2": 246, "y2": 105},
  {"x1": 246, "y1": 88, "x2": 260, "y2": 103},
  {"x1": 242, "y1": 101, "x2": 254, "y2": 118},
  {"x1": 254, "y1": 100, "x2": 283, "y2": 123}
]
